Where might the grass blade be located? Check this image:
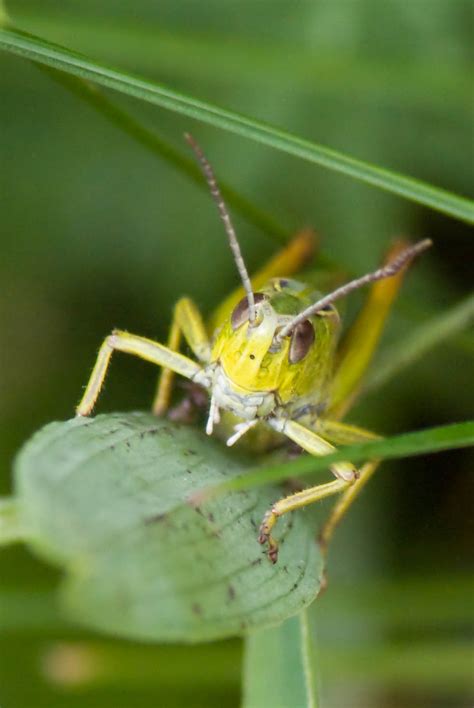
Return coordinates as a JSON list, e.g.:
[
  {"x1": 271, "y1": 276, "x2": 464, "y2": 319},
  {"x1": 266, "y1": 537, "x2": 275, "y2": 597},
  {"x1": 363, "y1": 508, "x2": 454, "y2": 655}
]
[
  {"x1": 243, "y1": 609, "x2": 319, "y2": 708},
  {"x1": 1, "y1": 26, "x2": 473, "y2": 224},
  {"x1": 207, "y1": 421, "x2": 474, "y2": 495},
  {"x1": 9, "y1": 12, "x2": 474, "y2": 113}
]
